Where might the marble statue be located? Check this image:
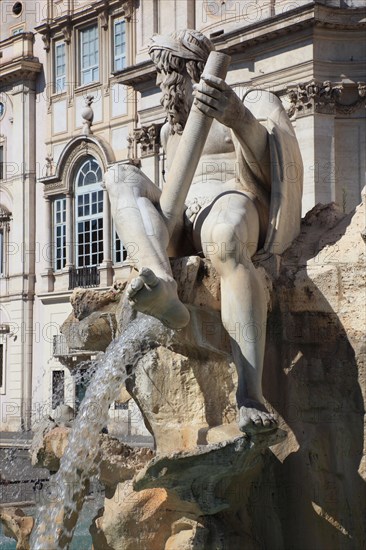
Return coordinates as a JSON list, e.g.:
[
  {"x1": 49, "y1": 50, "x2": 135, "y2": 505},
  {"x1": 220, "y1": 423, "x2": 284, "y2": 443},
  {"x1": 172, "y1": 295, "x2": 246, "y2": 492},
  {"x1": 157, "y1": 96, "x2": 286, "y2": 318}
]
[{"x1": 105, "y1": 29, "x2": 303, "y2": 435}]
